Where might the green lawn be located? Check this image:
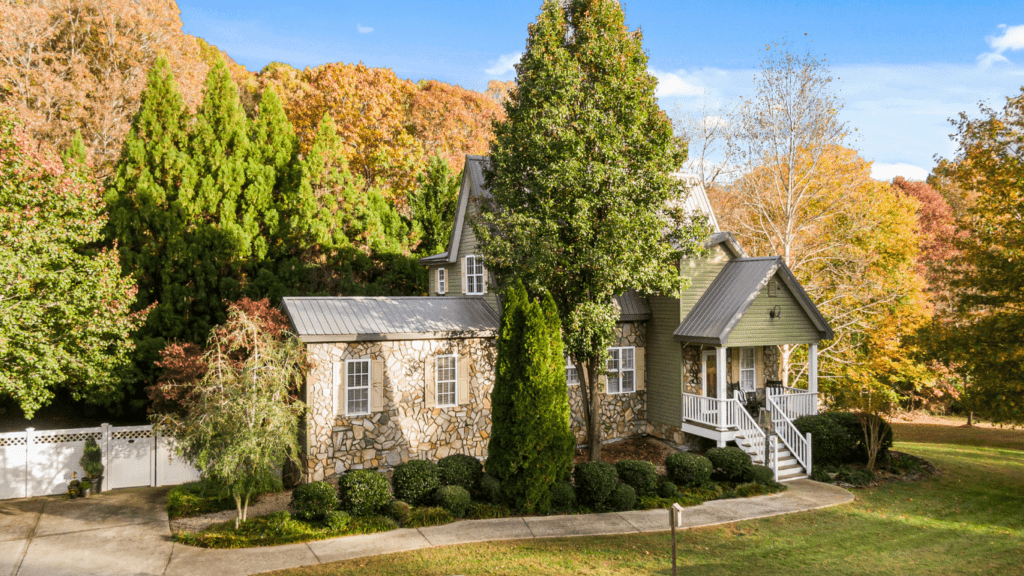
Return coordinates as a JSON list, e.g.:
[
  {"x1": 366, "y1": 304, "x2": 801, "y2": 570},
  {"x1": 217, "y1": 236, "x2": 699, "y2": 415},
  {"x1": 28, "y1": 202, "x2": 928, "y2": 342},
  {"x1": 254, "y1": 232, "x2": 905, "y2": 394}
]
[{"x1": 269, "y1": 424, "x2": 1024, "y2": 576}]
